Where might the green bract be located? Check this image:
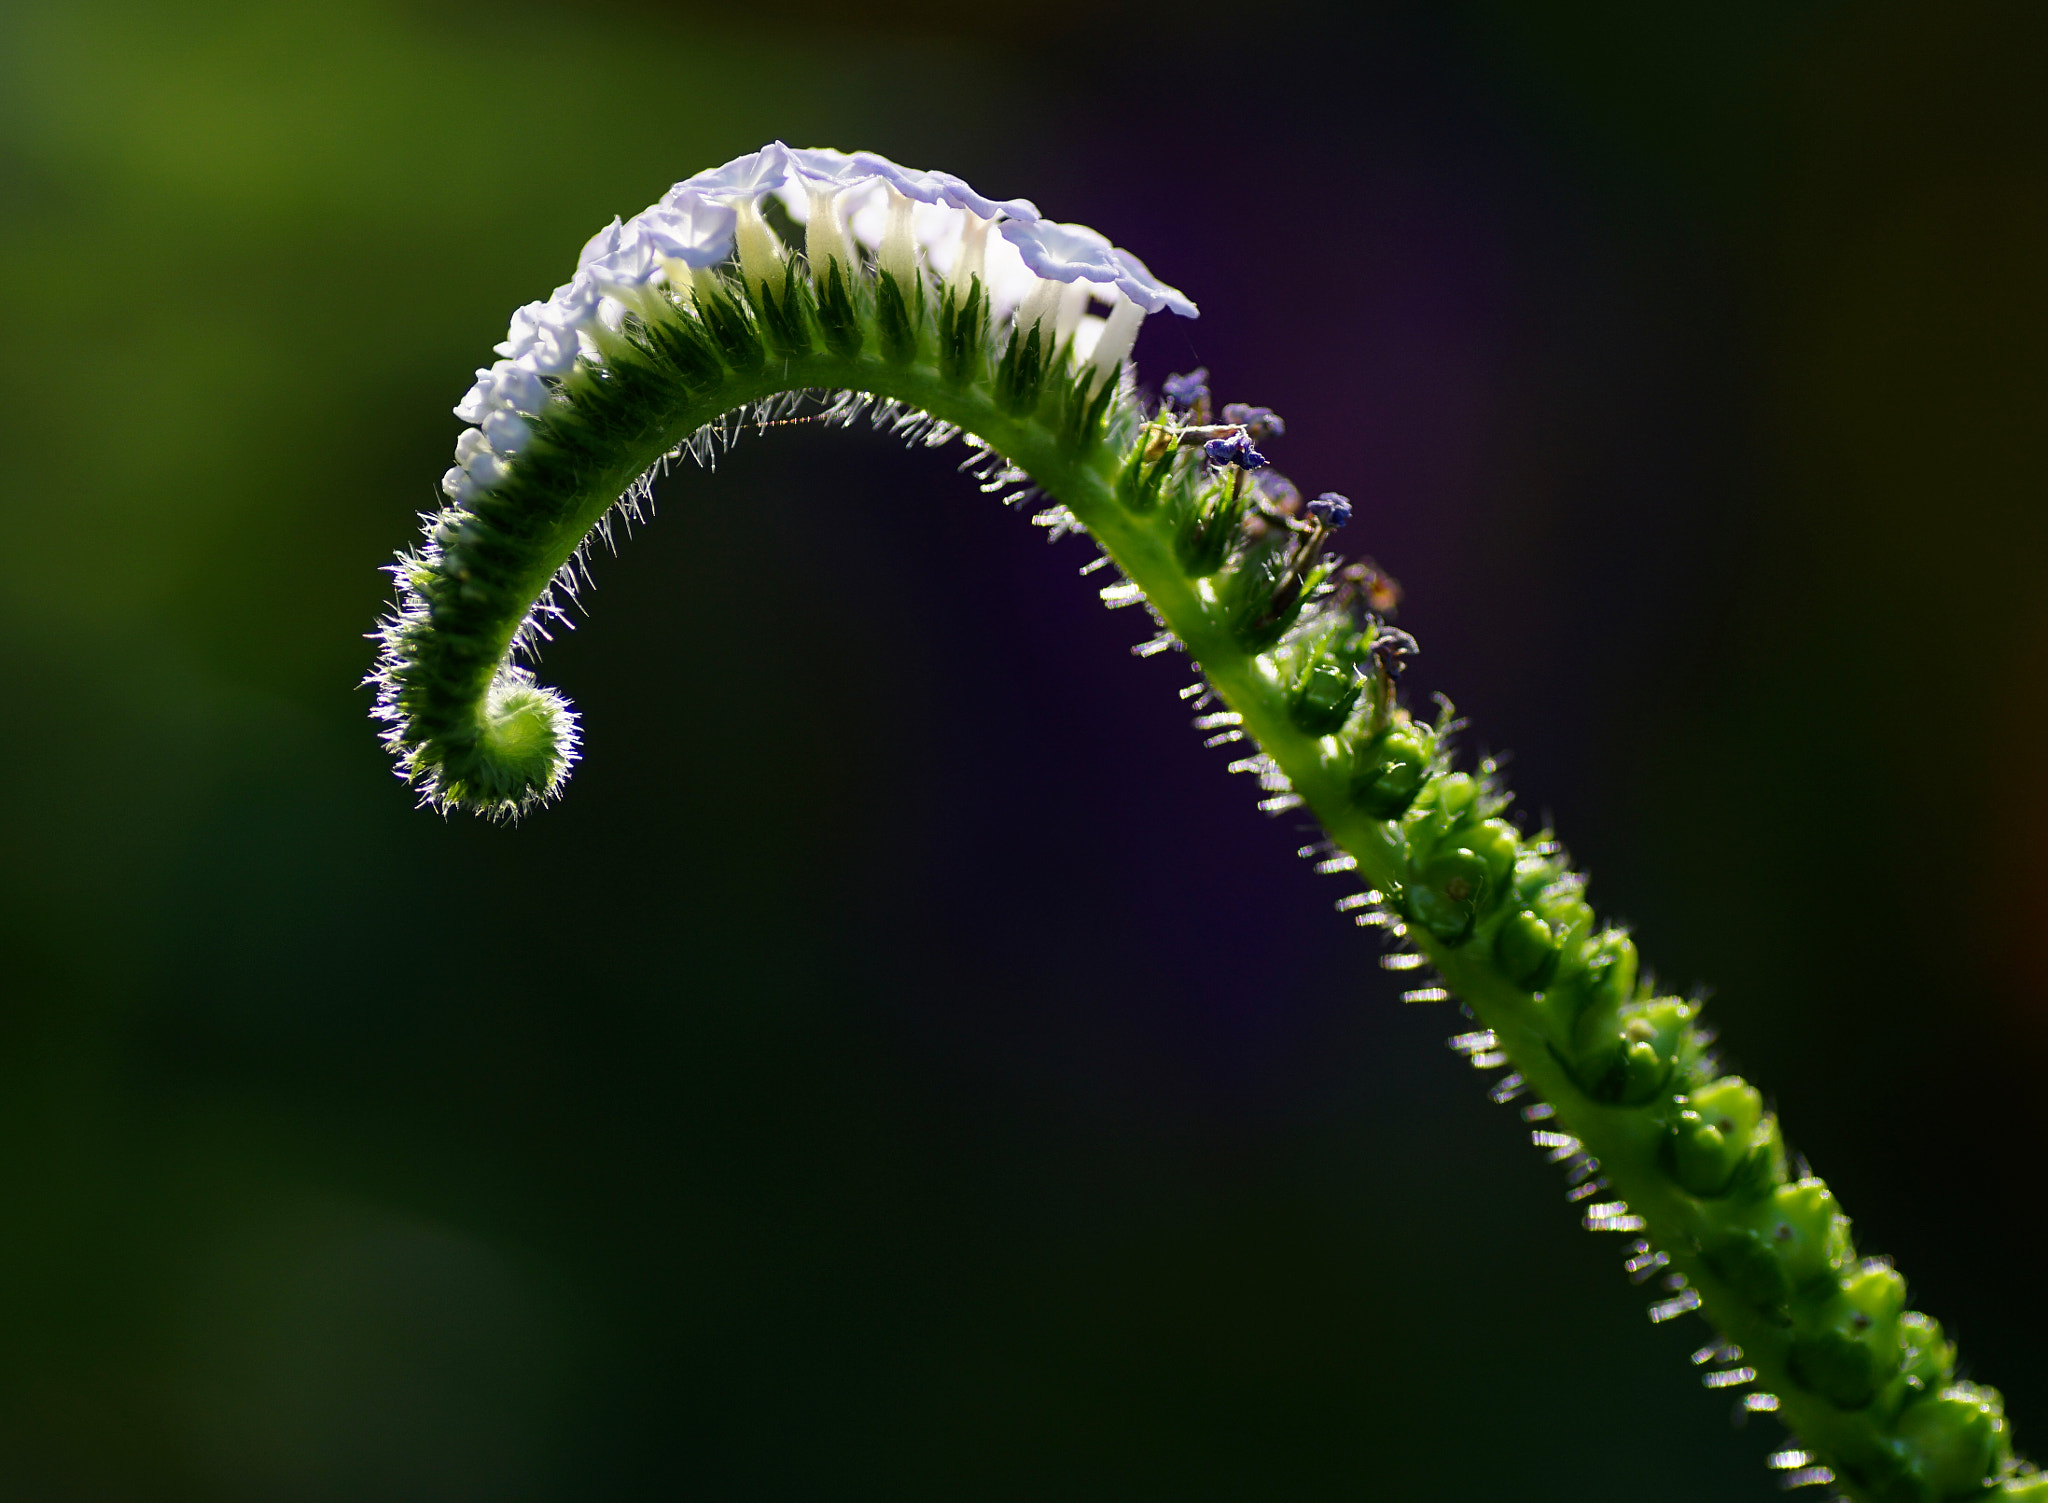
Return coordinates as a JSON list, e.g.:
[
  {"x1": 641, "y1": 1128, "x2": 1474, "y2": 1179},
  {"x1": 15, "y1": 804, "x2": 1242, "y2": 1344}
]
[{"x1": 370, "y1": 148, "x2": 2036, "y2": 1502}]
